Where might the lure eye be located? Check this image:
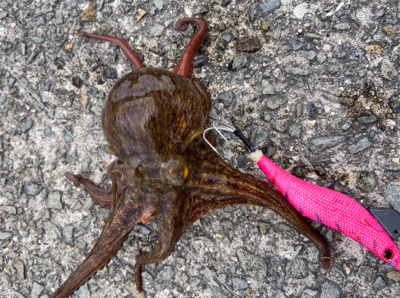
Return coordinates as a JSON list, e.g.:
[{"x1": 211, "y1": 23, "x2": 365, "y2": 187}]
[{"x1": 384, "y1": 249, "x2": 394, "y2": 259}]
